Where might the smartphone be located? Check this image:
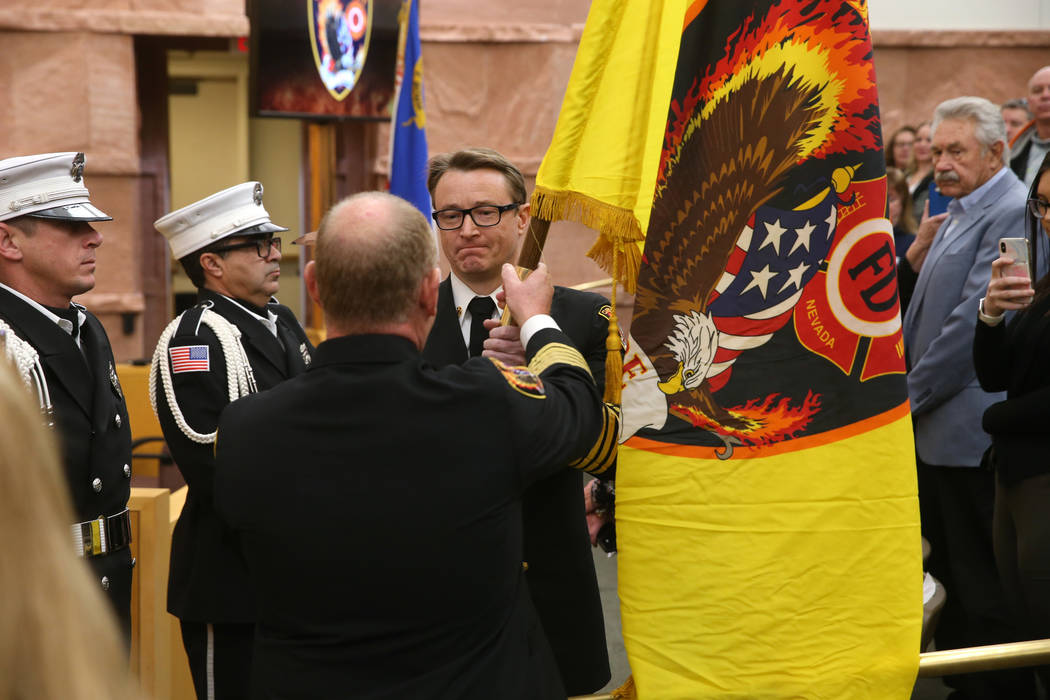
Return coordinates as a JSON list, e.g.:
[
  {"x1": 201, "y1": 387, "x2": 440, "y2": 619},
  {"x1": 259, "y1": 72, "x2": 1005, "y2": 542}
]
[
  {"x1": 999, "y1": 237, "x2": 1031, "y2": 280},
  {"x1": 927, "y1": 181, "x2": 952, "y2": 217}
]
